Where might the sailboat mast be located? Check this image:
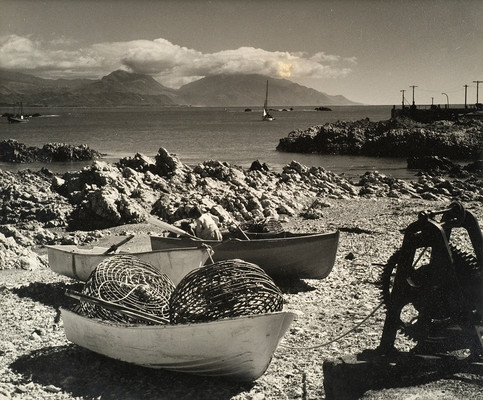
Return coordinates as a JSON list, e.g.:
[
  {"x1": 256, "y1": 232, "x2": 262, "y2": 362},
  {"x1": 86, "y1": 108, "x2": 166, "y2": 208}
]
[{"x1": 264, "y1": 80, "x2": 269, "y2": 110}]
